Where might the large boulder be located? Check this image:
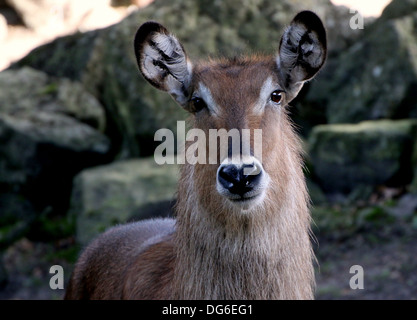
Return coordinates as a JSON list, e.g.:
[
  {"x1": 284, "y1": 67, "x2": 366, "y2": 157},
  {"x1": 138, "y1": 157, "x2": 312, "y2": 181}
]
[
  {"x1": 308, "y1": 119, "x2": 417, "y2": 195},
  {"x1": 379, "y1": 0, "x2": 417, "y2": 21},
  {"x1": 0, "y1": 67, "x2": 106, "y2": 130},
  {"x1": 303, "y1": 0, "x2": 417, "y2": 126},
  {"x1": 0, "y1": 67, "x2": 111, "y2": 216},
  {"x1": 14, "y1": 0, "x2": 356, "y2": 157},
  {"x1": 69, "y1": 157, "x2": 178, "y2": 245}
]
